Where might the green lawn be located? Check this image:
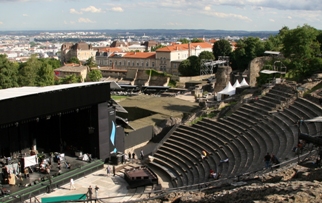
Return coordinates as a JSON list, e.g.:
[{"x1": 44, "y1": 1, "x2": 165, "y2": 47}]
[{"x1": 111, "y1": 95, "x2": 128, "y2": 101}]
